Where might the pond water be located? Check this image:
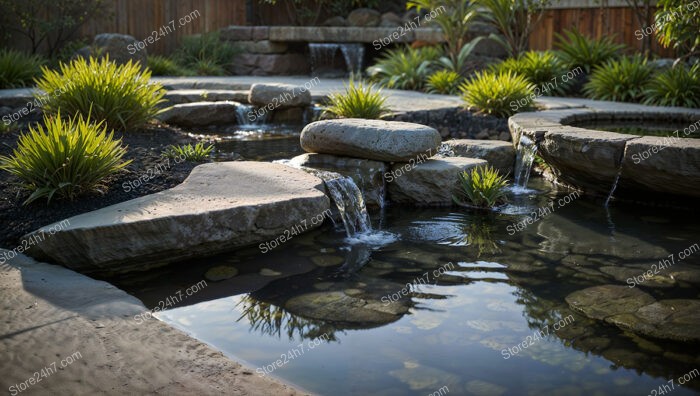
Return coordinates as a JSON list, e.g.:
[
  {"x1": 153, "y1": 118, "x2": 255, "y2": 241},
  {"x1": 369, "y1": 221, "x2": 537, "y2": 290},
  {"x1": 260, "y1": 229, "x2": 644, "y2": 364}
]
[
  {"x1": 571, "y1": 121, "x2": 699, "y2": 138},
  {"x1": 182, "y1": 123, "x2": 305, "y2": 161},
  {"x1": 108, "y1": 179, "x2": 700, "y2": 396}
]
